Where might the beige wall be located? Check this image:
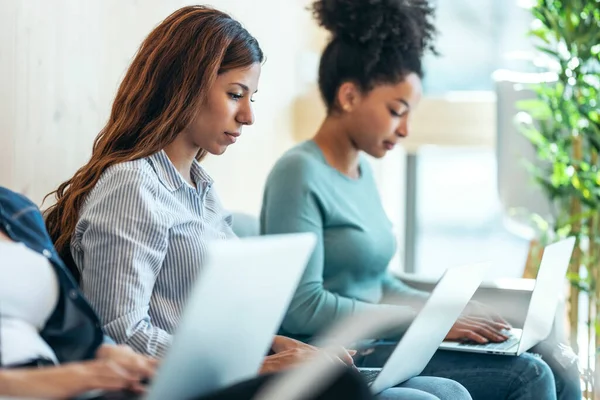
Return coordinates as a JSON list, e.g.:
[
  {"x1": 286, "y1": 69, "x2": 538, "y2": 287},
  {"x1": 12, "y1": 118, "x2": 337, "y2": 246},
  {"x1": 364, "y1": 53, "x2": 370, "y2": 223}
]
[
  {"x1": 0, "y1": 1, "x2": 499, "y2": 273},
  {"x1": 0, "y1": 0, "x2": 410, "y2": 268},
  {"x1": 0, "y1": 0, "x2": 328, "y2": 214}
]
